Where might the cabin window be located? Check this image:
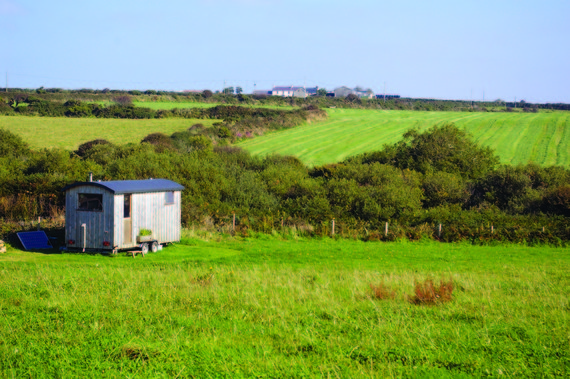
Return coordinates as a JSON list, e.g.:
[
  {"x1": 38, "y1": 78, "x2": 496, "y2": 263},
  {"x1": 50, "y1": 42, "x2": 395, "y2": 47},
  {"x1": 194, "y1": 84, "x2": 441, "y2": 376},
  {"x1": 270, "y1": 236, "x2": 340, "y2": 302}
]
[
  {"x1": 165, "y1": 191, "x2": 174, "y2": 205},
  {"x1": 124, "y1": 194, "x2": 131, "y2": 218},
  {"x1": 78, "y1": 193, "x2": 103, "y2": 211}
]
